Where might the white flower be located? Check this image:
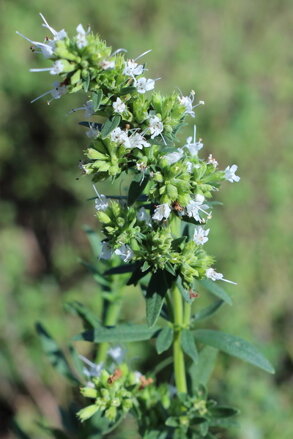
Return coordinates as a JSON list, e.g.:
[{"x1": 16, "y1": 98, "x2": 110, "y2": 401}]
[
  {"x1": 69, "y1": 100, "x2": 95, "y2": 117},
  {"x1": 30, "y1": 60, "x2": 64, "y2": 75},
  {"x1": 225, "y1": 165, "x2": 240, "y2": 183},
  {"x1": 100, "y1": 242, "x2": 113, "y2": 260},
  {"x1": 129, "y1": 132, "x2": 150, "y2": 149},
  {"x1": 186, "y1": 161, "x2": 193, "y2": 173},
  {"x1": 178, "y1": 90, "x2": 204, "y2": 118},
  {"x1": 148, "y1": 115, "x2": 164, "y2": 139},
  {"x1": 86, "y1": 124, "x2": 99, "y2": 138},
  {"x1": 110, "y1": 127, "x2": 131, "y2": 148},
  {"x1": 100, "y1": 59, "x2": 115, "y2": 70},
  {"x1": 76, "y1": 24, "x2": 90, "y2": 49},
  {"x1": 108, "y1": 346, "x2": 124, "y2": 363},
  {"x1": 114, "y1": 244, "x2": 134, "y2": 263},
  {"x1": 193, "y1": 226, "x2": 210, "y2": 245},
  {"x1": 184, "y1": 126, "x2": 203, "y2": 156},
  {"x1": 94, "y1": 193, "x2": 108, "y2": 211},
  {"x1": 133, "y1": 371, "x2": 143, "y2": 384},
  {"x1": 206, "y1": 268, "x2": 237, "y2": 285},
  {"x1": 208, "y1": 154, "x2": 218, "y2": 167},
  {"x1": 152, "y1": 203, "x2": 171, "y2": 221},
  {"x1": 30, "y1": 81, "x2": 67, "y2": 104},
  {"x1": 39, "y1": 13, "x2": 67, "y2": 41},
  {"x1": 137, "y1": 207, "x2": 151, "y2": 225},
  {"x1": 112, "y1": 97, "x2": 127, "y2": 114},
  {"x1": 164, "y1": 149, "x2": 184, "y2": 165},
  {"x1": 17, "y1": 14, "x2": 67, "y2": 59},
  {"x1": 134, "y1": 77, "x2": 155, "y2": 94},
  {"x1": 79, "y1": 355, "x2": 103, "y2": 379},
  {"x1": 186, "y1": 194, "x2": 210, "y2": 222},
  {"x1": 123, "y1": 60, "x2": 144, "y2": 77}
]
